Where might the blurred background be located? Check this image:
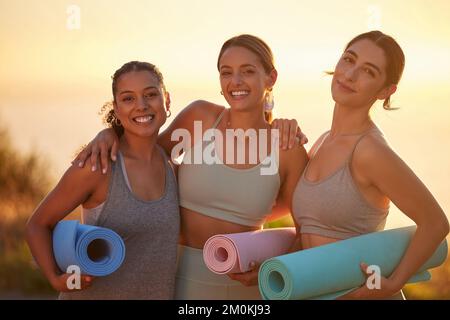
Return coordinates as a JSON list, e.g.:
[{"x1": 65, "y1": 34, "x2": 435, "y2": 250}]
[{"x1": 1, "y1": 0, "x2": 449, "y2": 299}]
